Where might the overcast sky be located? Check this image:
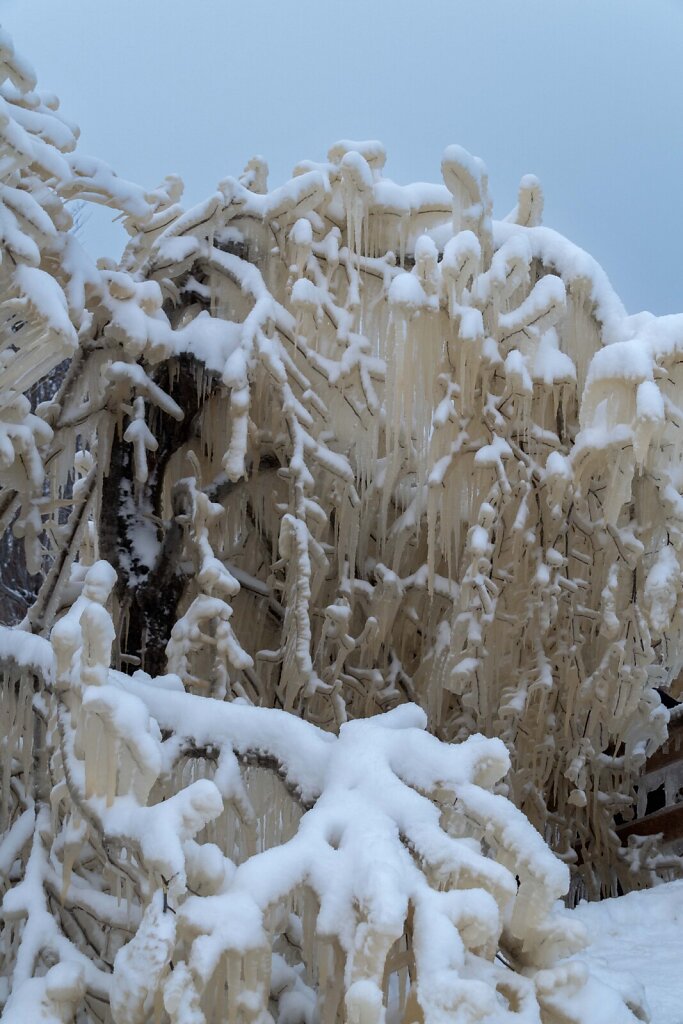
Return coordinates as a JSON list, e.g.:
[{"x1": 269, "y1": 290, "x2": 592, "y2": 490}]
[{"x1": 4, "y1": 0, "x2": 683, "y2": 315}]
